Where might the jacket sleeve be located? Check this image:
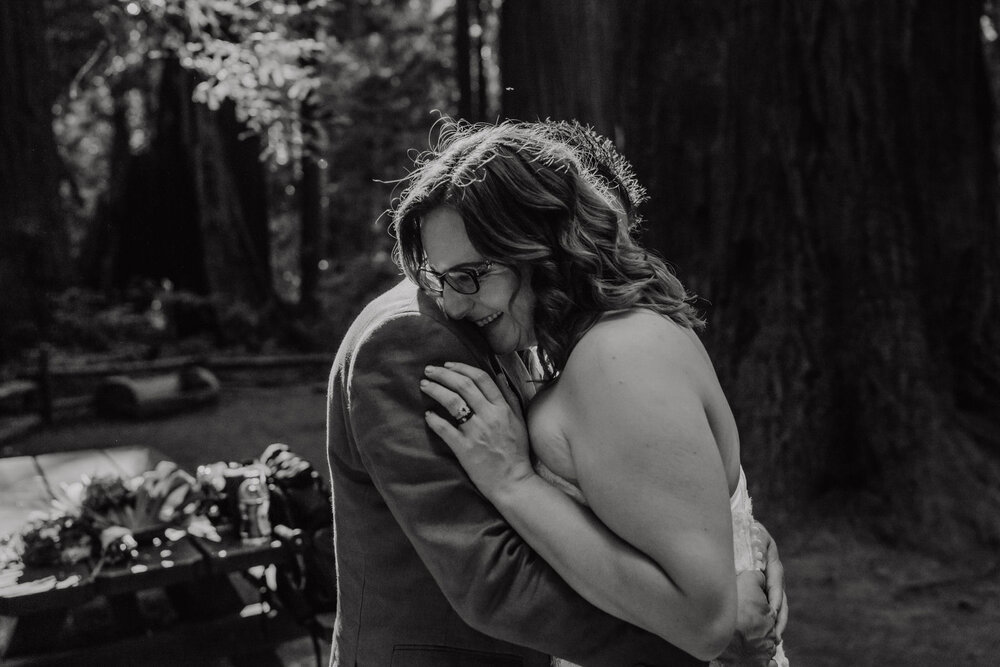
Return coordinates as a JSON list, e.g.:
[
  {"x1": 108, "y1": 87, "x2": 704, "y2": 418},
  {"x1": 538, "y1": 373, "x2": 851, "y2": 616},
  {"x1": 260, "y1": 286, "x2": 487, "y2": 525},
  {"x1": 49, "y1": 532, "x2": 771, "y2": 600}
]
[{"x1": 347, "y1": 312, "x2": 704, "y2": 667}]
